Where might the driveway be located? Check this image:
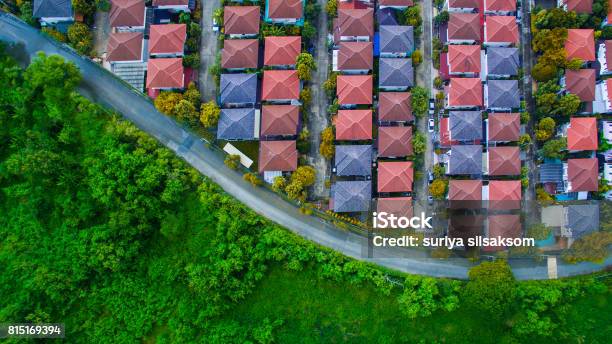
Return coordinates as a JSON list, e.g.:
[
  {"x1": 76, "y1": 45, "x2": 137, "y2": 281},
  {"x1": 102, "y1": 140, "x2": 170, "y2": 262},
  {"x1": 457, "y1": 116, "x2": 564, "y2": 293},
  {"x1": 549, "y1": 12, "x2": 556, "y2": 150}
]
[
  {"x1": 1, "y1": 11, "x2": 609, "y2": 280},
  {"x1": 199, "y1": 0, "x2": 220, "y2": 101}
]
